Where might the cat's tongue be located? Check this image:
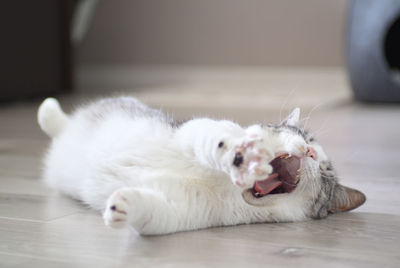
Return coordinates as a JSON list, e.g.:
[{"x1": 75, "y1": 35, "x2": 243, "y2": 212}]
[{"x1": 254, "y1": 173, "x2": 282, "y2": 195}]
